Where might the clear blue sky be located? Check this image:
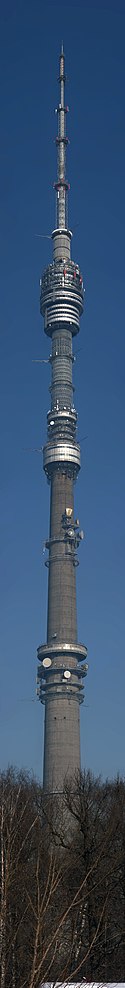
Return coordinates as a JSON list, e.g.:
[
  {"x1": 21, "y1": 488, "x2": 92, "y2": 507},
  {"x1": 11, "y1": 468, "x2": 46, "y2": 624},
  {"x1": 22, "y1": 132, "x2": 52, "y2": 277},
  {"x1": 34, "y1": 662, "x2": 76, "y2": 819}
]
[{"x1": 0, "y1": 0, "x2": 125, "y2": 782}]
